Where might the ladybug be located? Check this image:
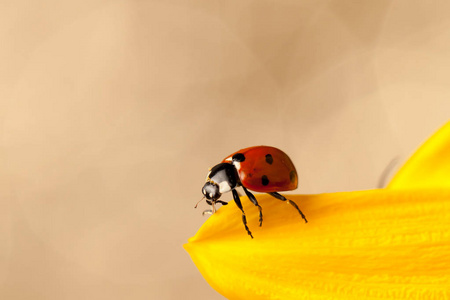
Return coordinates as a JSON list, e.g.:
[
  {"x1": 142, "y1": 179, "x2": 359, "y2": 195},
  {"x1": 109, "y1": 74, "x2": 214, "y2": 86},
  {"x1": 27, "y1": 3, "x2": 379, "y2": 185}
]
[{"x1": 198, "y1": 146, "x2": 307, "y2": 238}]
